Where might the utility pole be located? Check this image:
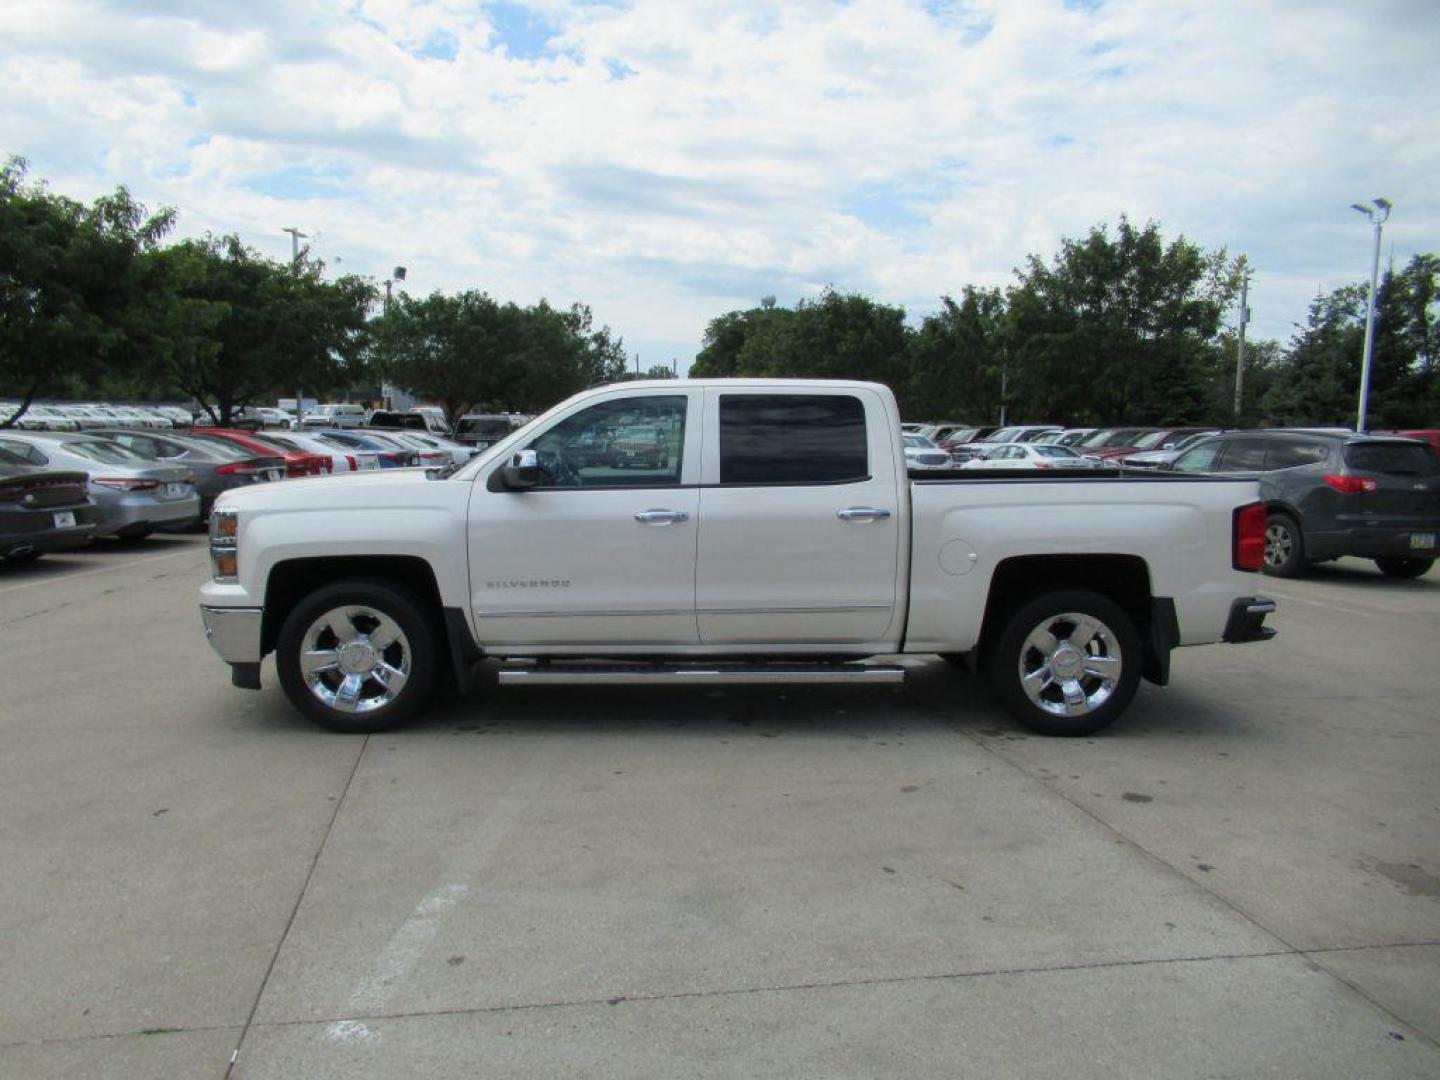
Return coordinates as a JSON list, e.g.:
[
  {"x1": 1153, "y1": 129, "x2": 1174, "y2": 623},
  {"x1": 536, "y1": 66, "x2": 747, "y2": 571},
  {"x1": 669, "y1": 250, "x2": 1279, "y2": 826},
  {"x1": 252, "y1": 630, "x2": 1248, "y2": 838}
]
[
  {"x1": 1233, "y1": 273, "x2": 1250, "y2": 422},
  {"x1": 283, "y1": 228, "x2": 307, "y2": 423}
]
